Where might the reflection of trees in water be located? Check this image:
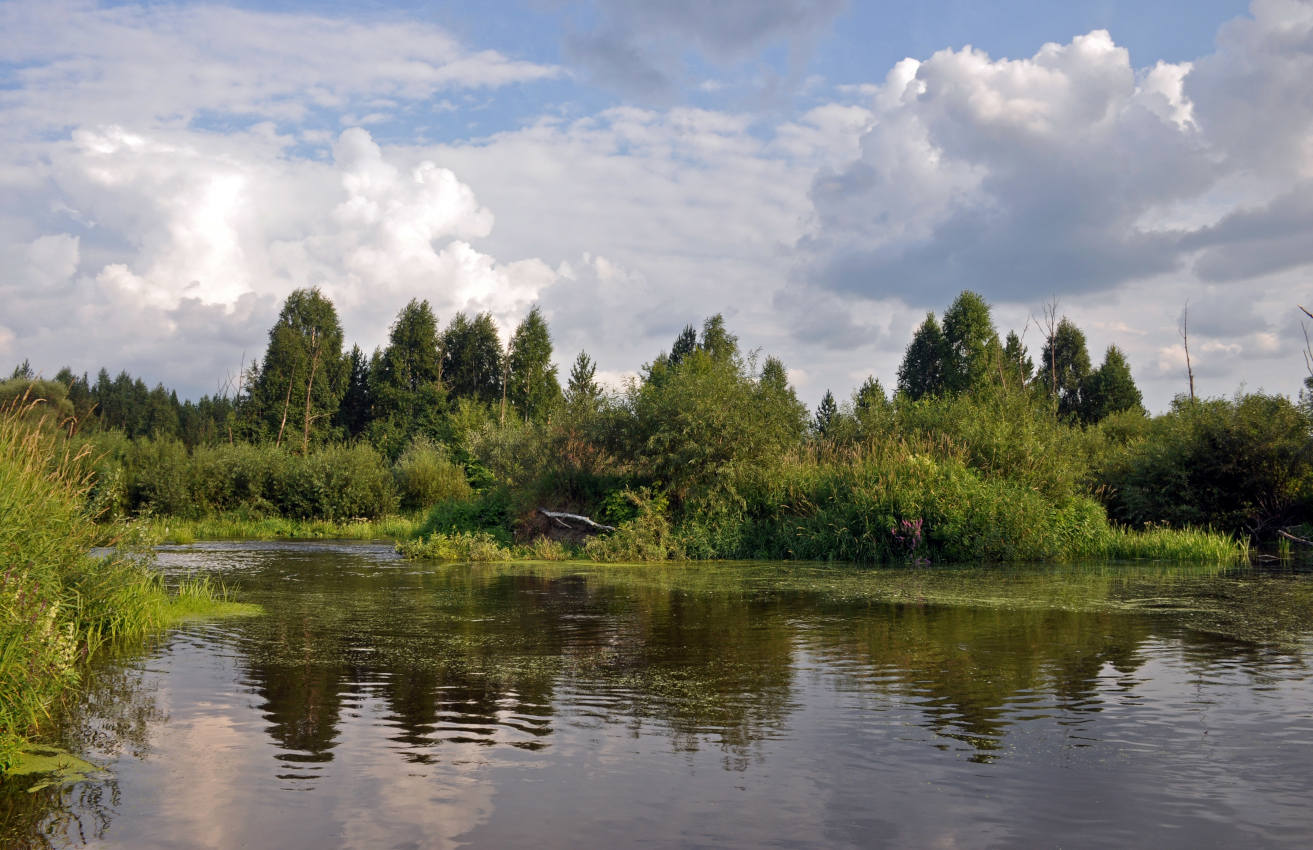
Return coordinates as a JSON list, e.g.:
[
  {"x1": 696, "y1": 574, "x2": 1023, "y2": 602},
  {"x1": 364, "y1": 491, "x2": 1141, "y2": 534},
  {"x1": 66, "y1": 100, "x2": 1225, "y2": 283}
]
[
  {"x1": 801, "y1": 604, "x2": 1155, "y2": 758},
  {"x1": 0, "y1": 642, "x2": 165, "y2": 849},
  {"x1": 231, "y1": 559, "x2": 1313, "y2": 771}
]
